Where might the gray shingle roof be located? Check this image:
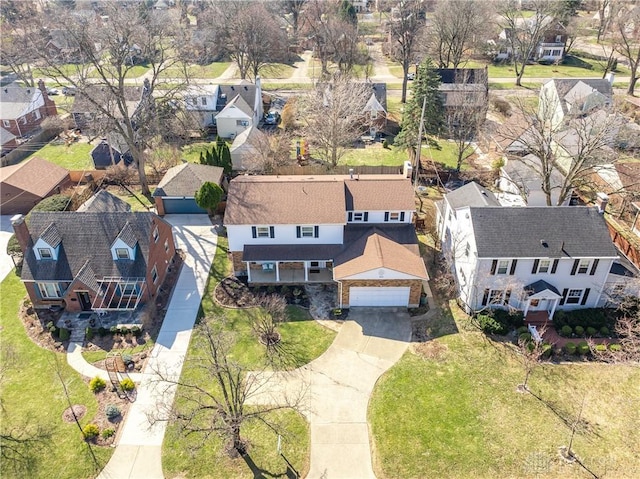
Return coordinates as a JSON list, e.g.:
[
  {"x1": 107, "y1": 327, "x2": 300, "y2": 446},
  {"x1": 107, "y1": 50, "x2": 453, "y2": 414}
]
[
  {"x1": 21, "y1": 212, "x2": 163, "y2": 282},
  {"x1": 153, "y1": 163, "x2": 224, "y2": 197},
  {"x1": 77, "y1": 190, "x2": 132, "y2": 213},
  {"x1": 0, "y1": 85, "x2": 41, "y2": 119},
  {"x1": 525, "y1": 279, "x2": 561, "y2": 296},
  {"x1": 40, "y1": 224, "x2": 62, "y2": 248},
  {"x1": 218, "y1": 84, "x2": 257, "y2": 113},
  {"x1": 445, "y1": 181, "x2": 500, "y2": 210},
  {"x1": 116, "y1": 222, "x2": 138, "y2": 248},
  {"x1": 469, "y1": 206, "x2": 618, "y2": 258}
]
